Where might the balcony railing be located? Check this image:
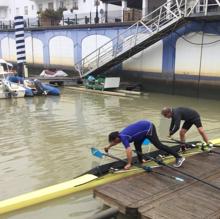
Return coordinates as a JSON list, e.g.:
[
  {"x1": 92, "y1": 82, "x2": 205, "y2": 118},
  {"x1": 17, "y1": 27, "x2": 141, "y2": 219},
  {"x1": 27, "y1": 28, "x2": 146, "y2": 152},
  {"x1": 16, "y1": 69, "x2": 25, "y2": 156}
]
[{"x1": 0, "y1": 9, "x2": 142, "y2": 30}]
